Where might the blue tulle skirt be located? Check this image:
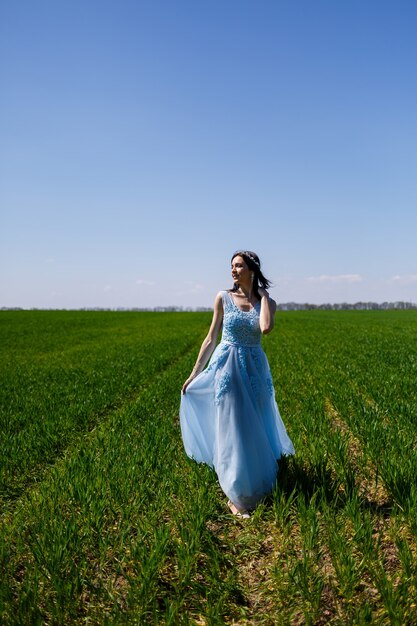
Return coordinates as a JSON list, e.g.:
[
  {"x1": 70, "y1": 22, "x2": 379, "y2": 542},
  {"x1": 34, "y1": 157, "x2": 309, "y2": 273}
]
[{"x1": 180, "y1": 340, "x2": 294, "y2": 511}]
